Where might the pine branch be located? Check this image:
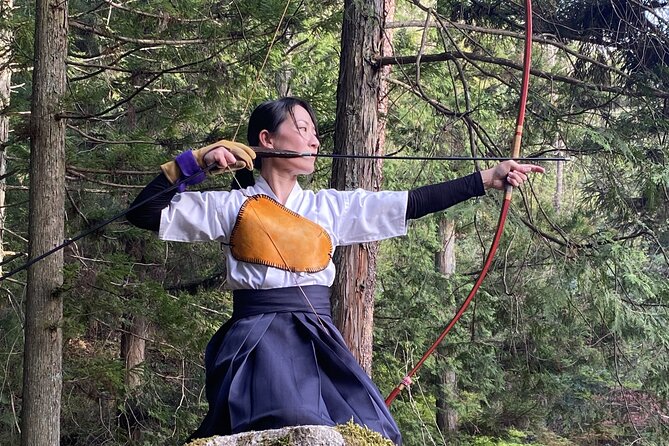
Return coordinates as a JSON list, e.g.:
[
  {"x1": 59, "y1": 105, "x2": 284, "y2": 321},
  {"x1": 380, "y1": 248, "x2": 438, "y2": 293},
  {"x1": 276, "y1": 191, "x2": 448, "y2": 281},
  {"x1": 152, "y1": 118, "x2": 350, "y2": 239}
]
[
  {"x1": 386, "y1": 19, "x2": 630, "y2": 79},
  {"x1": 66, "y1": 165, "x2": 158, "y2": 176},
  {"x1": 101, "y1": 0, "x2": 212, "y2": 24},
  {"x1": 66, "y1": 125, "x2": 160, "y2": 146},
  {"x1": 60, "y1": 54, "x2": 217, "y2": 120},
  {"x1": 69, "y1": 20, "x2": 232, "y2": 46},
  {"x1": 378, "y1": 51, "x2": 669, "y2": 99},
  {"x1": 65, "y1": 170, "x2": 146, "y2": 189}
]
